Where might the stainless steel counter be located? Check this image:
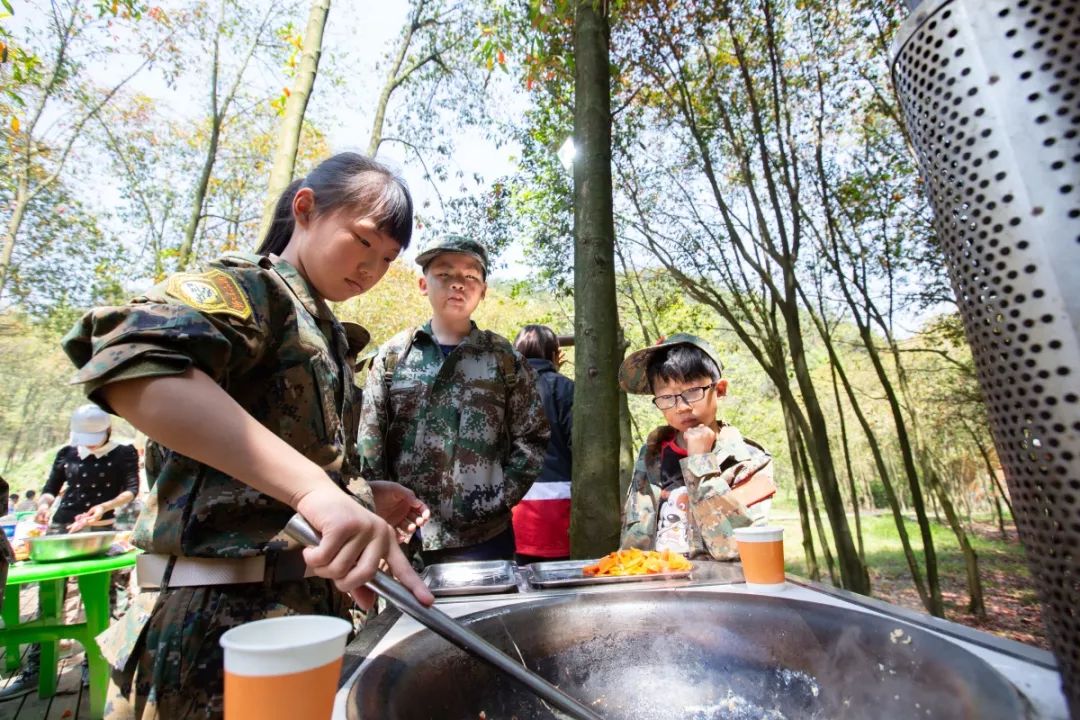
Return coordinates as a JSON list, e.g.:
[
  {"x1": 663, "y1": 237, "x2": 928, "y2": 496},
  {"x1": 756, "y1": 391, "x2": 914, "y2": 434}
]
[{"x1": 334, "y1": 564, "x2": 1067, "y2": 719}]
